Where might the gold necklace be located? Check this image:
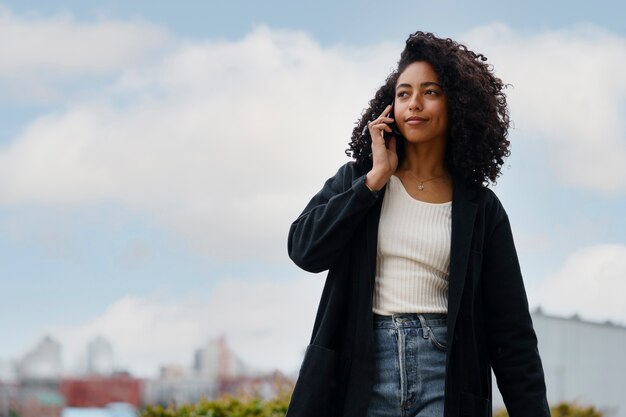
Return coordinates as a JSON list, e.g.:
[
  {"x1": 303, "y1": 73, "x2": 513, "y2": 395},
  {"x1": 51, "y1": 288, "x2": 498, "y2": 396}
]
[{"x1": 405, "y1": 170, "x2": 448, "y2": 191}]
